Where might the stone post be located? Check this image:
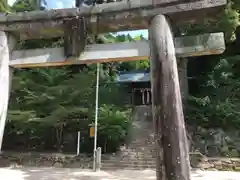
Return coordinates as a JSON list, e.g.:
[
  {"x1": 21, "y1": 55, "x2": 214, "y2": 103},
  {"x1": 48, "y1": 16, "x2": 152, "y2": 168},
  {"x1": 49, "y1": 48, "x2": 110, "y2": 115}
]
[{"x1": 0, "y1": 32, "x2": 16, "y2": 152}]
